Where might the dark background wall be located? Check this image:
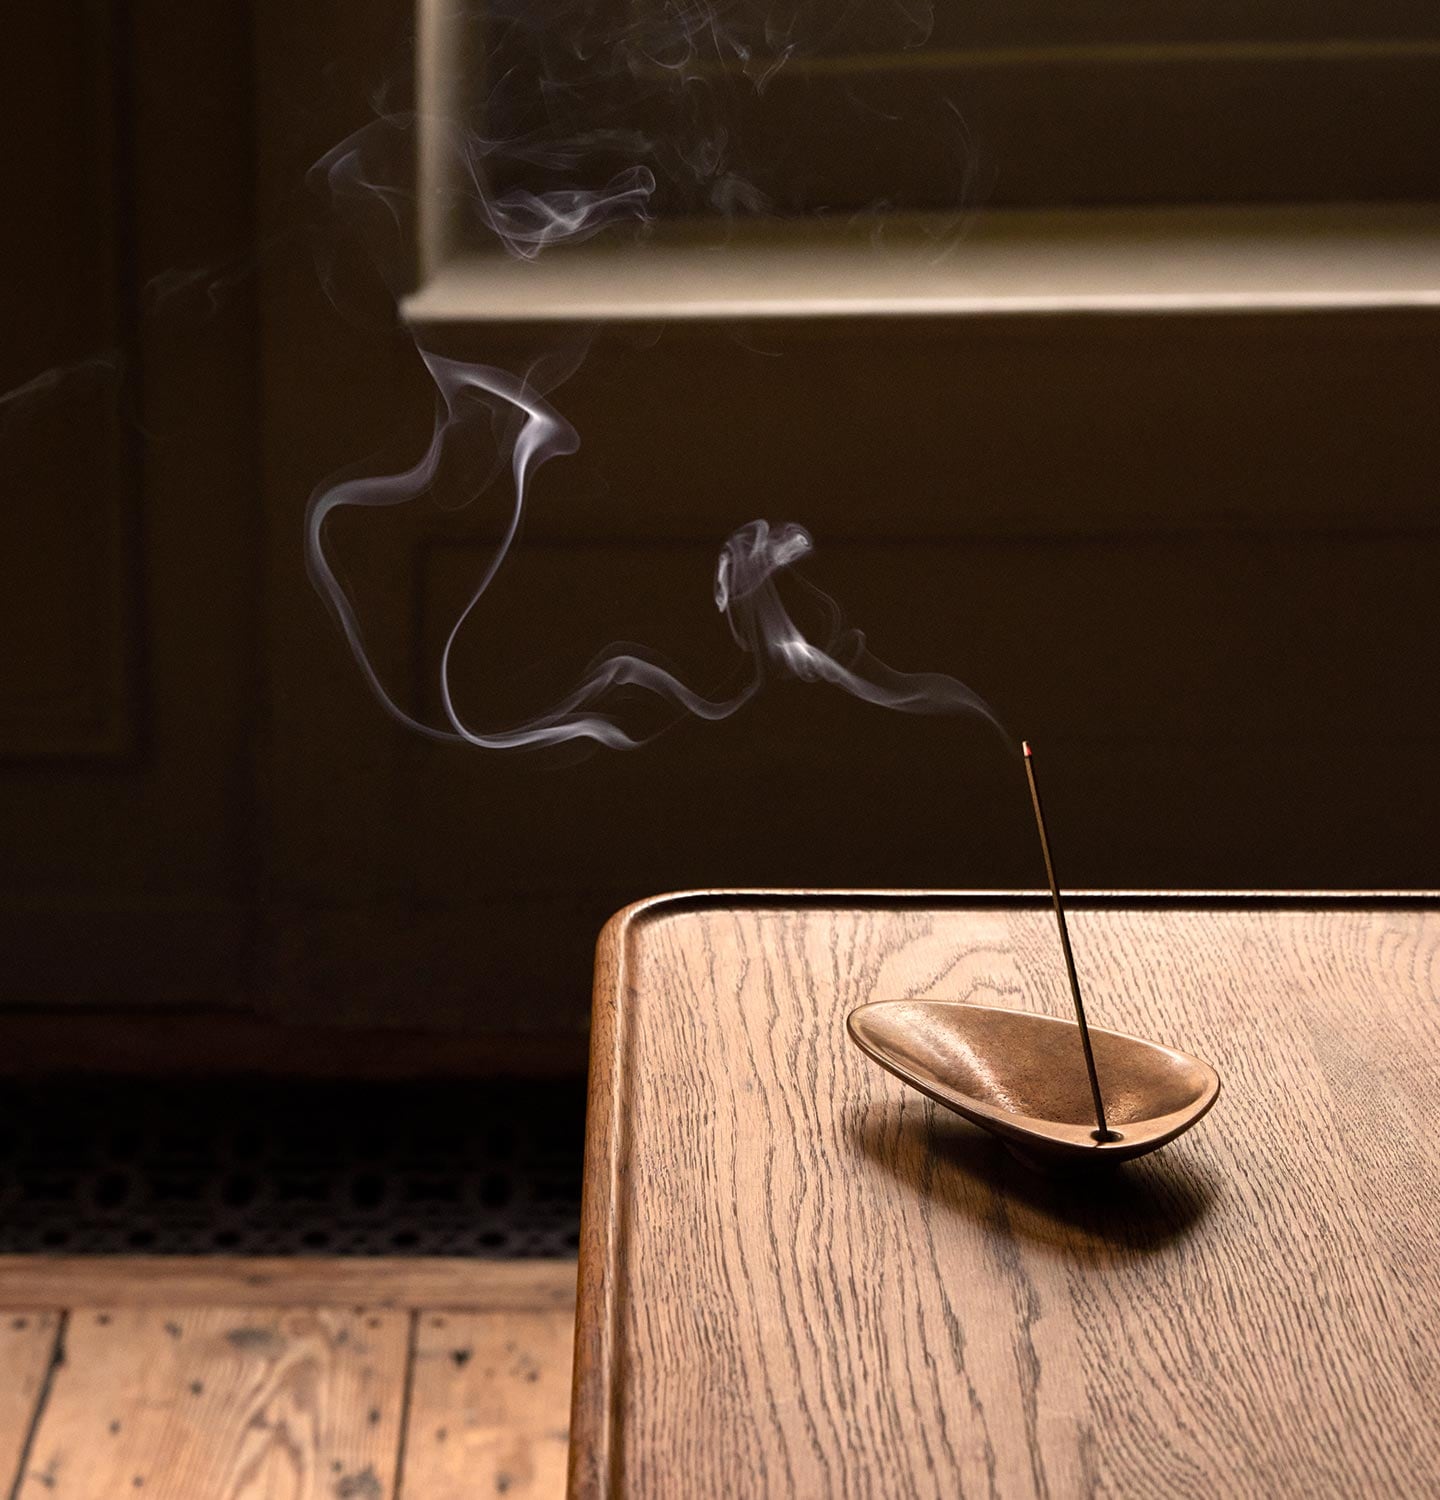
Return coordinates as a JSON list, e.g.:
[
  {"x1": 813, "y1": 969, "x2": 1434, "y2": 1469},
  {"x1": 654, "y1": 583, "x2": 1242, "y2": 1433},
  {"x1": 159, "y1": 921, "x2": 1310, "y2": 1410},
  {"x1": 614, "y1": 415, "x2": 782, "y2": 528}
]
[
  {"x1": 1, "y1": 3, "x2": 1437, "y2": 1075},
  {"x1": 0, "y1": 6, "x2": 260, "y2": 1019}
]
